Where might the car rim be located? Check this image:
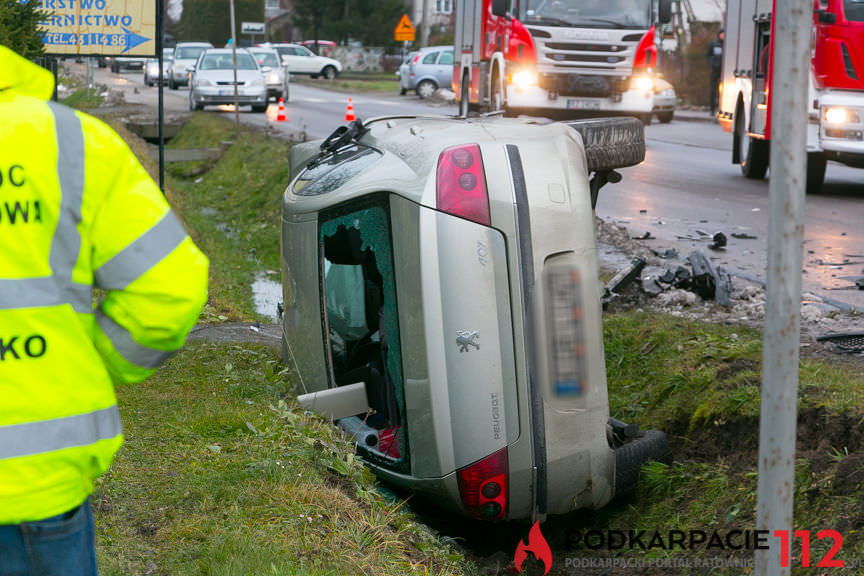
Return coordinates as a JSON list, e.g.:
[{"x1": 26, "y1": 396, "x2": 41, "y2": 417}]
[{"x1": 419, "y1": 82, "x2": 434, "y2": 99}]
